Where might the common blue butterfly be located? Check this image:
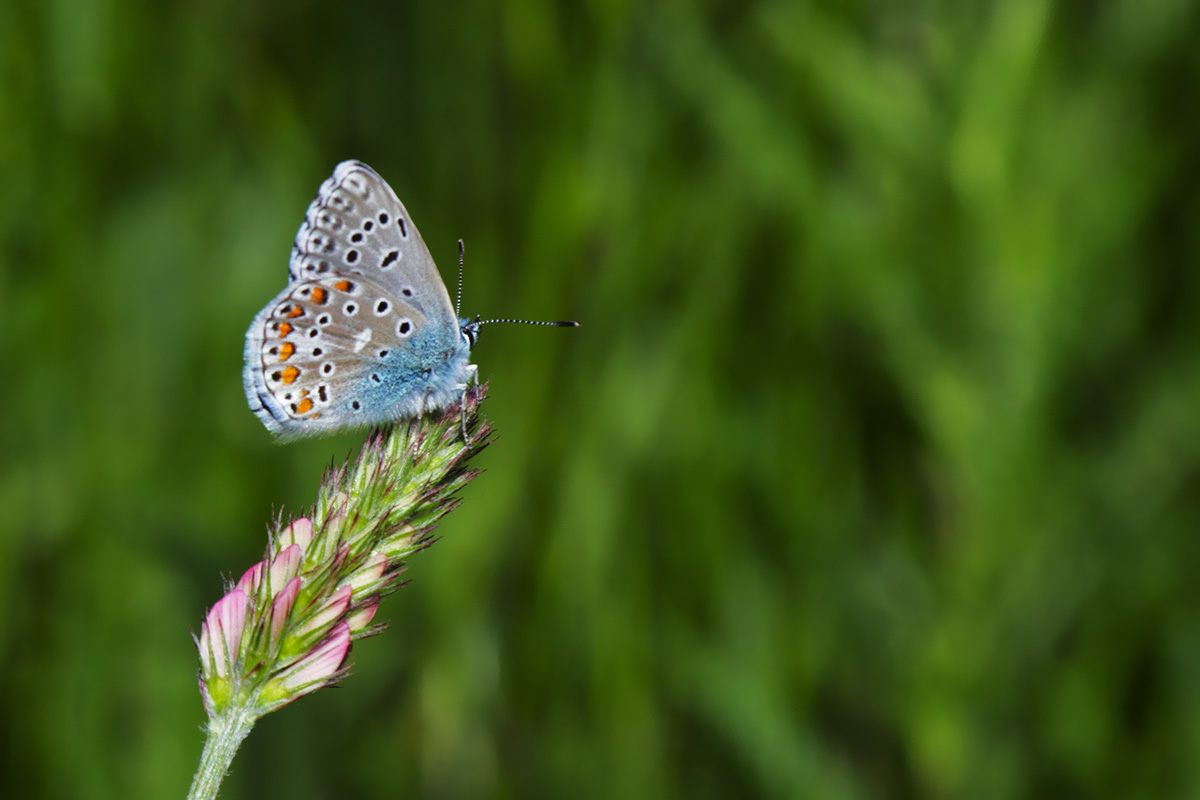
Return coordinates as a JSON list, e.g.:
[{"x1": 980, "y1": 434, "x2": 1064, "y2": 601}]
[{"x1": 243, "y1": 160, "x2": 577, "y2": 439}]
